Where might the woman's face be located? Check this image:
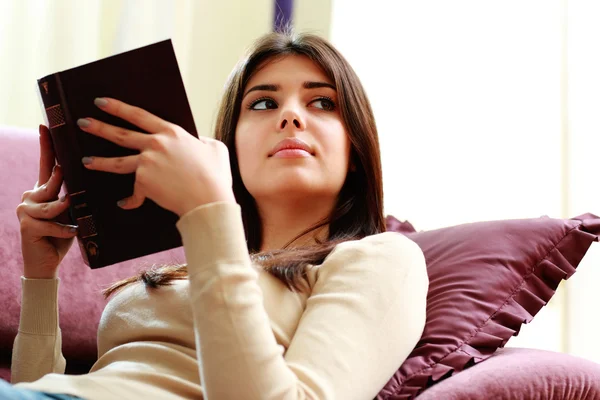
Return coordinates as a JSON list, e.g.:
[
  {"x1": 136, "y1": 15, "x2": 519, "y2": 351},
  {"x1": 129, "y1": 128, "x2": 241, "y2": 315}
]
[{"x1": 235, "y1": 55, "x2": 352, "y2": 205}]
